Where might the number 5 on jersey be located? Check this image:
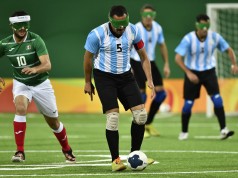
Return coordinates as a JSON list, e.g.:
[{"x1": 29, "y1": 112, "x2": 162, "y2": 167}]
[{"x1": 117, "y1": 44, "x2": 122, "y2": 52}]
